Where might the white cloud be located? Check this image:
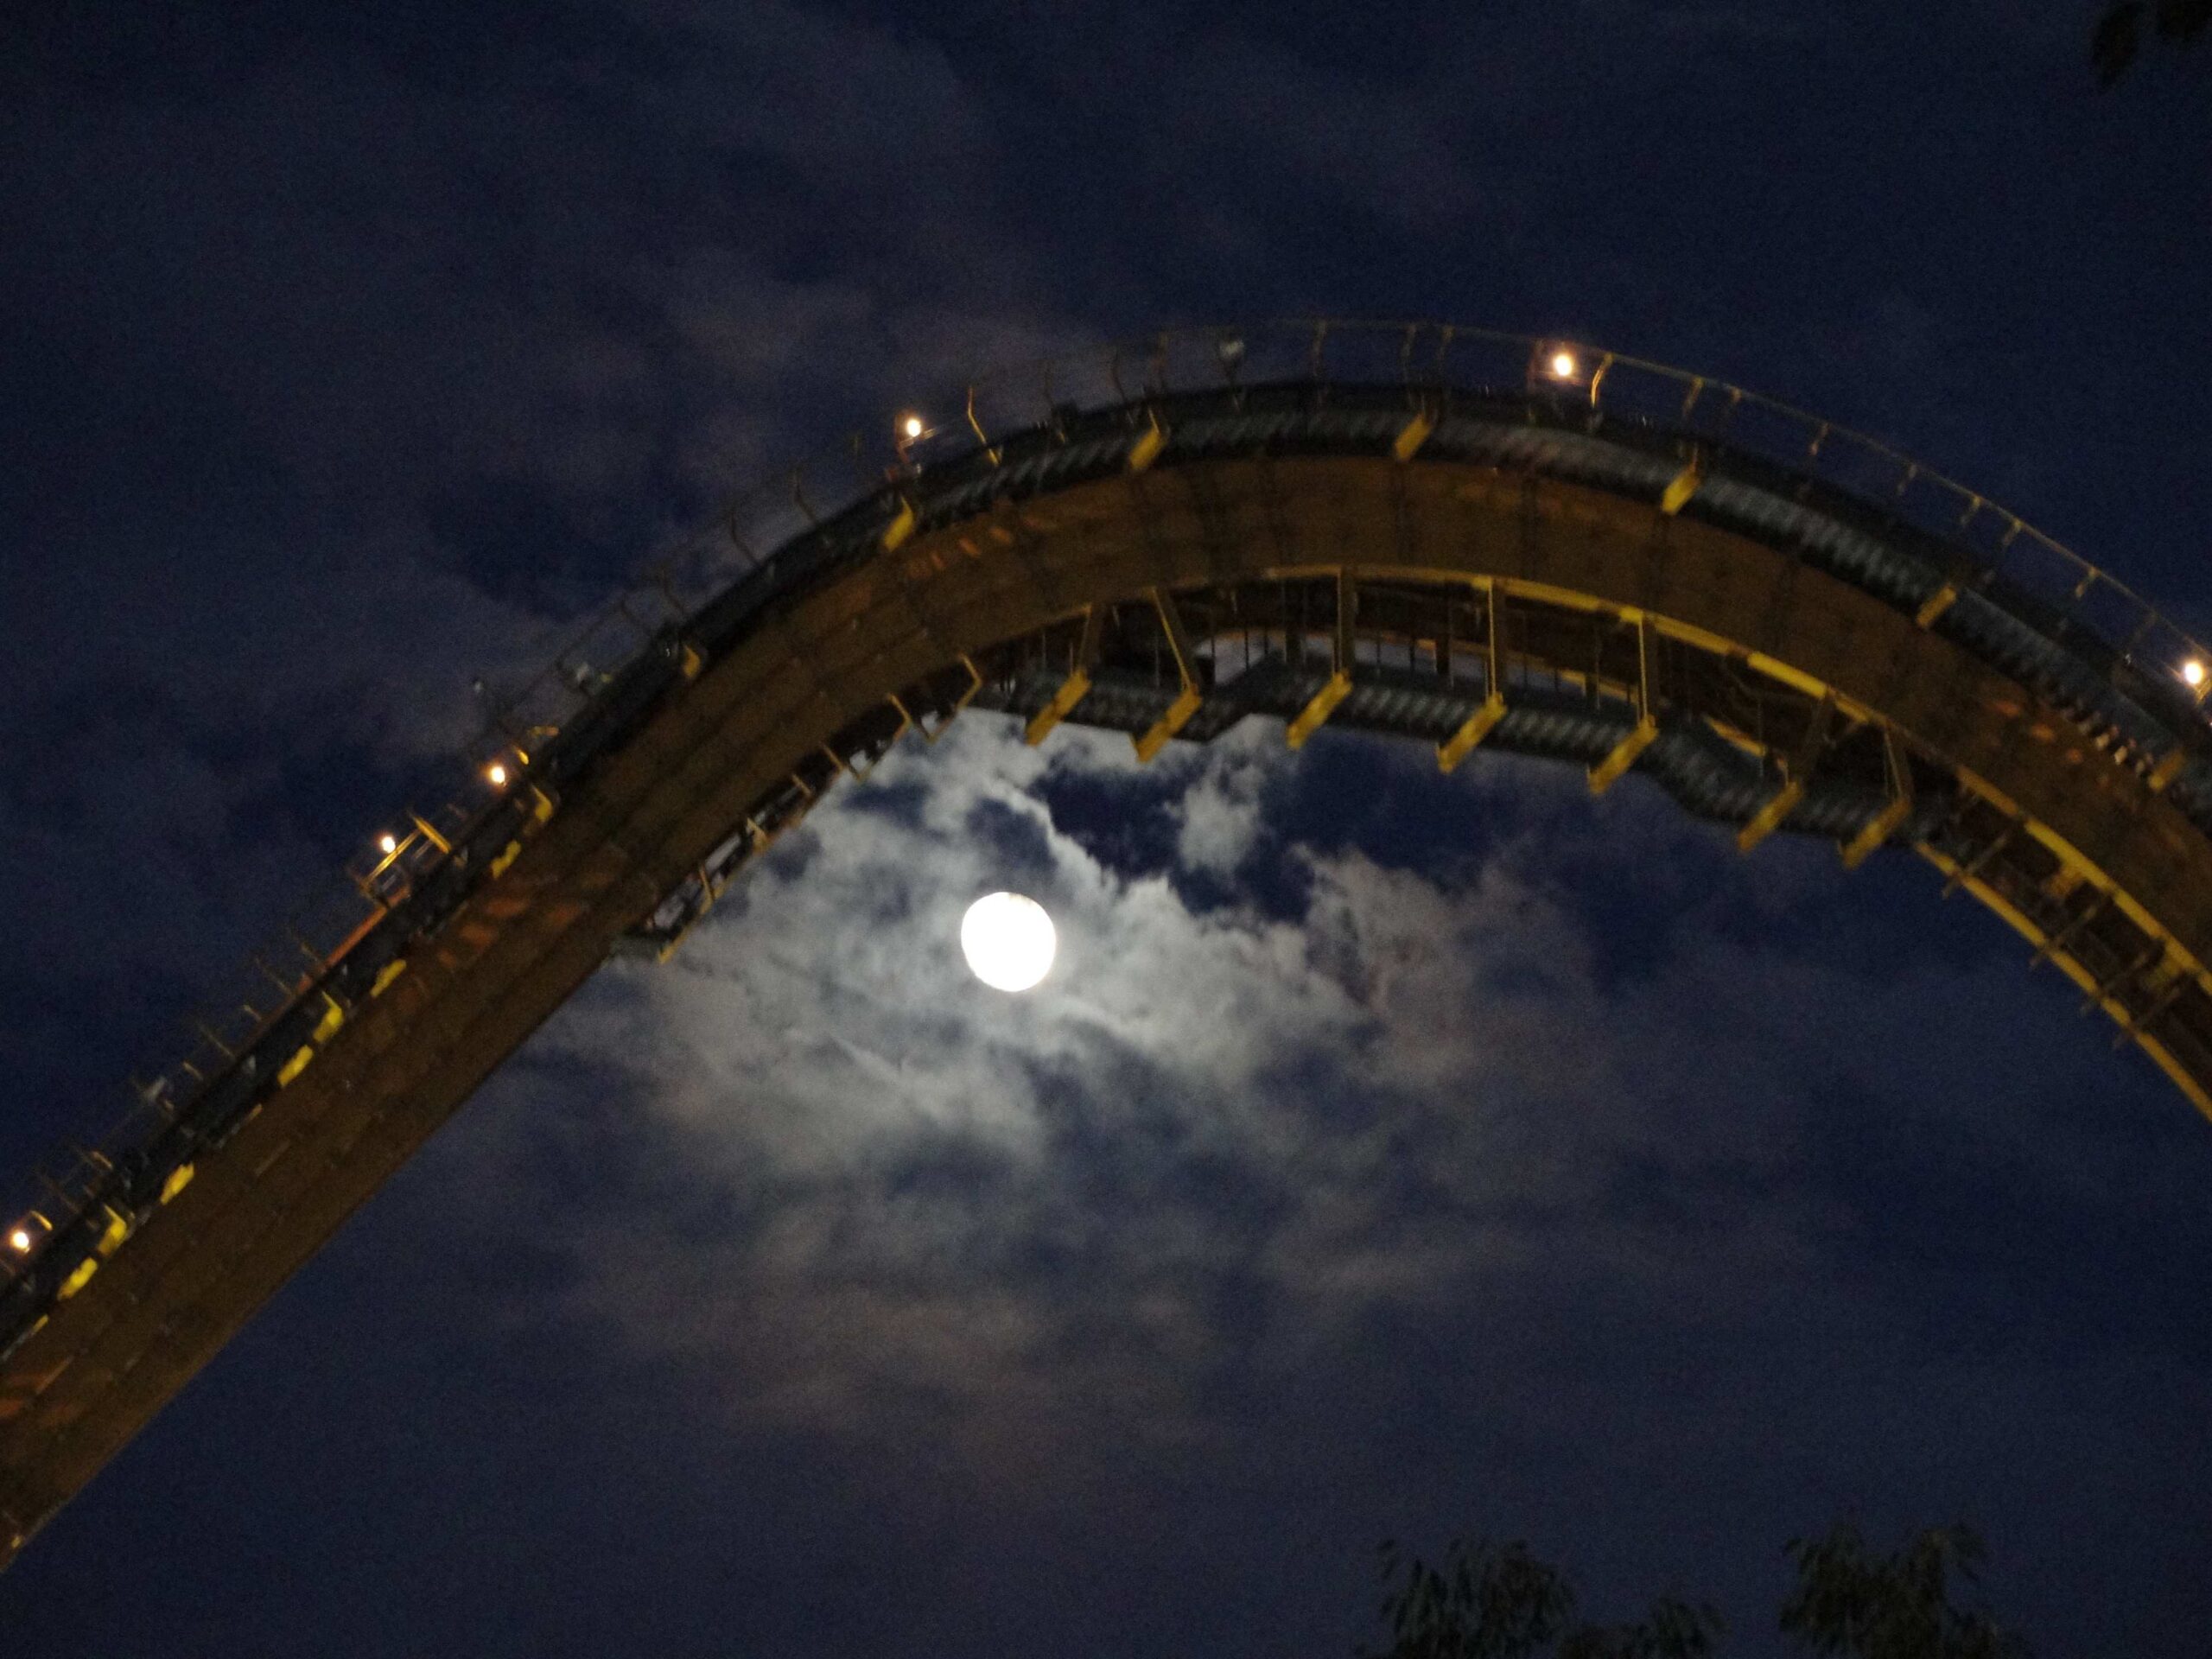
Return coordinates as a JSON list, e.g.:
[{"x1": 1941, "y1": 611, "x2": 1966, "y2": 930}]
[{"x1": 420, "y1": 707, "x2": 2201, "y2": 1505}]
